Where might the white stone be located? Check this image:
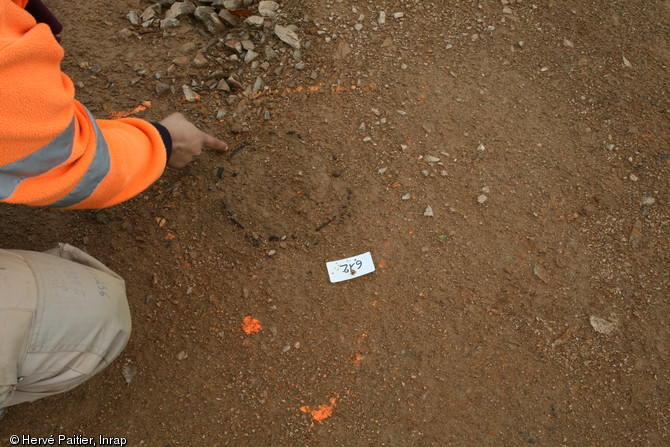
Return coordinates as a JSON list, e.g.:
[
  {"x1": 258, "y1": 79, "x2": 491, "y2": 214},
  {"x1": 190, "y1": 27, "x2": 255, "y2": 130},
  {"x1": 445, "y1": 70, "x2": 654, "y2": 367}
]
[
  {"x1": 274, "y1": 25, "x2": 301, "y2": 49},
  {"x1": 245, "y1": 15, "x2": 265, "y2": 26},
  {"x1": 182, "y1": 85, "x2": 200, "y2": 102},
  {"x1": 165, "y1": 1, "x2": 196, "y2": 20},
  {"x1": 589, "y1": 316, "x2": 617, "y2": 335},
  {"x1": 258, "y1": 1, "x2": 279, "y2": 17}
]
